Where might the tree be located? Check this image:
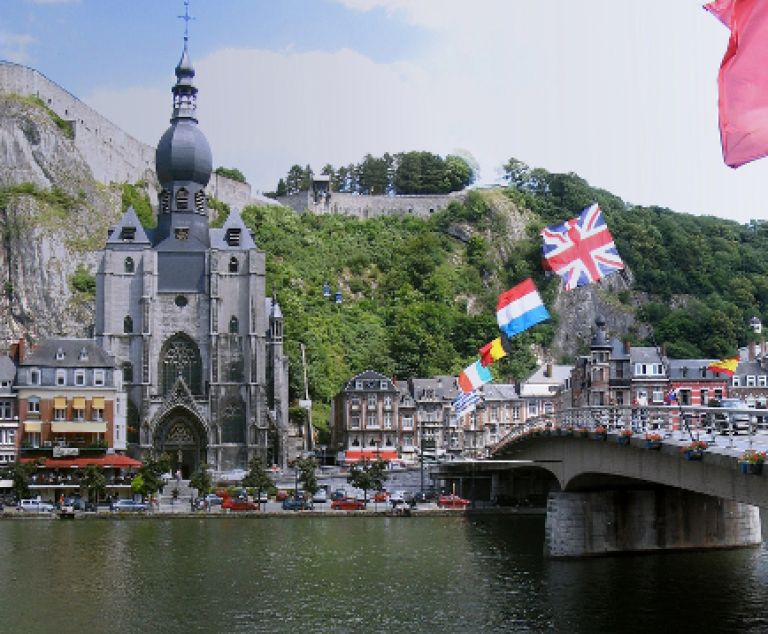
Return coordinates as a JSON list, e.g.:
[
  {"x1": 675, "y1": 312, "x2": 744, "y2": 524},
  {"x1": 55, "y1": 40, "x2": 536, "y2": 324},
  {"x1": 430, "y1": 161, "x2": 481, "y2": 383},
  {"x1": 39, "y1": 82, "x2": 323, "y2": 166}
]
[
  {"x1": 285, "y1": 165, "x2": 304, "y2": 195},
  {"x1": 134, "y1": 453, "x2": 170, "y2": 500},
  {"x1": 190, "y1": 464, "x2": 212, "y2": 496},
  {"x1": 78, "y1": 464, "x2": 106, "y2": 507},
  {"x1": 241, "y1": 456, "x2": 273, "y2": 509},
  {"x1": 346, "y1": 458, "x2": 388, "y2": 504},
  {"x1": 295, "y1": 457, "x2": 318, "y2": 497},
  {"x1": 0, "y1": 461, "x2": 36, "y2": 501},
  {"x1": 214, "y1": 166, "x2": 247, "y2": 183},
  {"x1": 275, "y1": 178, "x2": 287, "y2": 197}
]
